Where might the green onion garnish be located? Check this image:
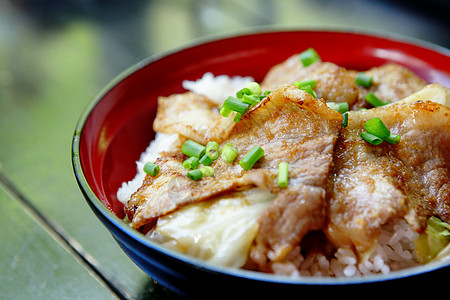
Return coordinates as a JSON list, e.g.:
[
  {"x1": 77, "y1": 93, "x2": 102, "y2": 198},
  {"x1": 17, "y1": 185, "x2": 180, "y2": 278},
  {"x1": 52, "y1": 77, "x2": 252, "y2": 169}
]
[
  {"x1": 222, "y1": 96, "x2": 250, "y2": 114},
  {"x1": 236, "y1": 82, "x2": 262, "y2": 99},
  {"x1": 242, "y1": 94, "x2": 261, "y2": 106},
  {"x1": 205, "y1": 141, "x2": 220, "y2": 160},
  {"x1": 277, "y1": 162, "x2": 289, "y2": 188},
  {"x1": 233, "y1": 112, "x2": 243, "y2": 123},
  {"x1": 236, "y1": 87, "x2": 252, "y2": 99},
  {"x1": 219, "y1": 106, "x2": 232, "y2": 117},
  {"x1": 360, "y1": 118, "x2": 401, "y2": 145},
  {"x1": 143, "y1": 162, "x2": 159, "y2": 176},
  {"x1": 359, "y1": 132, "x2": 383, "y2": 145},
  {"x1": 181, "y1": 139, "x2": 206, "y2": 158},
  {"x1": 294, "y1": 79, "x2": 317, "y2": 98},
  {"x1": 199, "y1": 154, "x2": 213, "y2": 166},
  {"x1": 223, "y1": 82, "x2": 263, "y2": 123},
  {"x1": 200, "y1": 166, "x2": 214, "y2": 177},
  {"x1": 182, "y1": 156, "x2": 200, "y2": 170},
  {"x1": 355, "y1": 73, "x2": 372, "y2": 88},
  {"x1": 384, "y1": 133, "x2": 401, "y2": 145},
  {"x1": 244, "y1": 82, "x2": 262, "y2": 96},
  {"x1": 294, "y1": 79, "x2": 317, "y2": 89},
  {"x1": 299, "y1": 85, "x2": 317, "y2": 98},
  {"x1": 221, "y1": 143, "x2": 238, "y2": 163},
  {"x1": 364, "y1": 117, "x2": 390, "y2": 139},
  {"x1": 365, "y1": 92, "x2": 388, "y2": 107},
  {"x1": 327, "y1": 102, "x2": 349, "y2": 114},
  {"x1": 298, "y1": 48, "x2": 320, "y2": 67},
  {"x1": 239, "y1": 145, "x2": 264, "y2": 170},
  {"x1": 342, "y1": 112, "x2": 349, "y2": 128},
  {"x1": 187, "y1": 169, "x2": 203, "y2": 181}
]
